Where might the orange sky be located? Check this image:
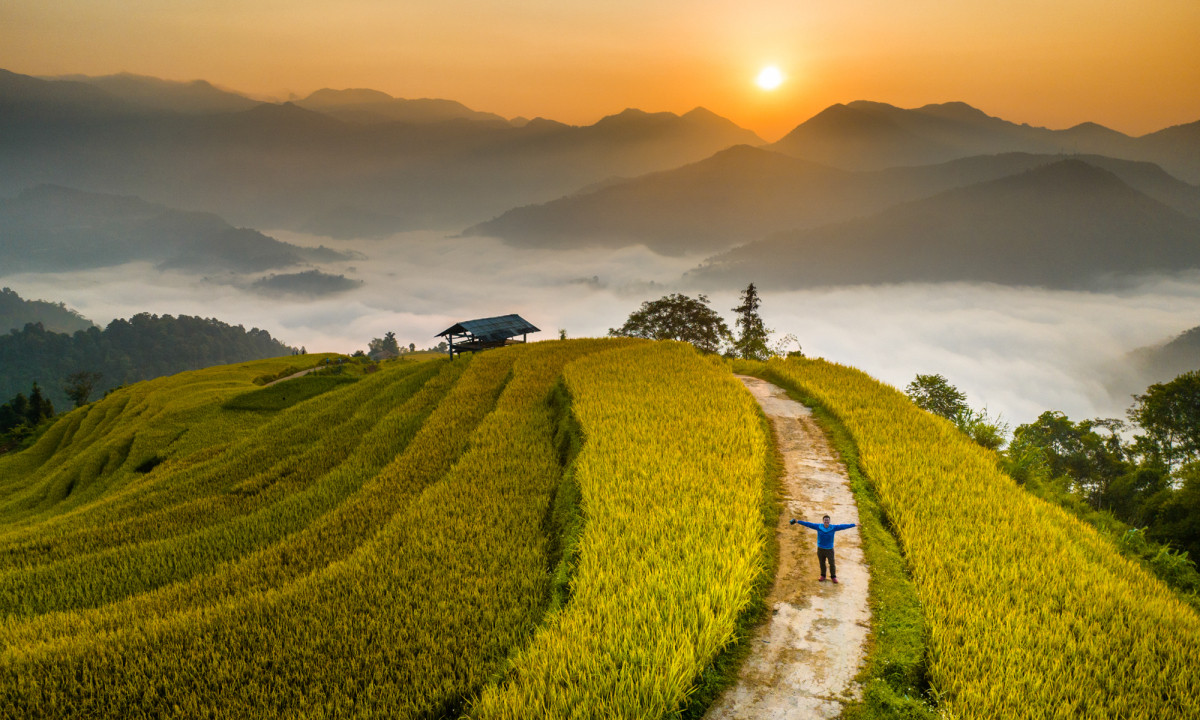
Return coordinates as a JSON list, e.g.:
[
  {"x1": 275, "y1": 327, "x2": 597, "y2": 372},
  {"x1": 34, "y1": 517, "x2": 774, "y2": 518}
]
[{"x1": 3, "y1": 0, "x2": 1199, "y2": 141}]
